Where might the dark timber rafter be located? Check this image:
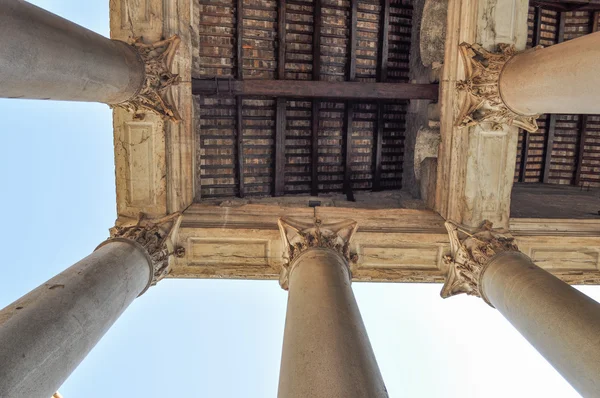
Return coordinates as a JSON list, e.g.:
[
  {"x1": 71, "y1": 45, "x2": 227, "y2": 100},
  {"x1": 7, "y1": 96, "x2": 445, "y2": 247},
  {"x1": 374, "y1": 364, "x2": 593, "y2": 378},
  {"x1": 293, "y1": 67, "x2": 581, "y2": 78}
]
[
  {"x1": 343, "y1": 0, "x2": 359, "y2": 201},
  {"x1": 275, "y1": 97, "x2": 286, "y2": 196},
  {"x1": 312, "y1": 0, "x2": 322, "y2": 197},
  {"x1": 374, "y1": 0, "x2": 391, "y2": 190},
  {"x1": 236, "y1": 0, "x2": 244, "y2": 197},
  {"x1": 192, "y1": 79, "x2": 439, "y2": 101},
  {"x1": 541, "y1": 11, "x2": 564, "y2": 184}
]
